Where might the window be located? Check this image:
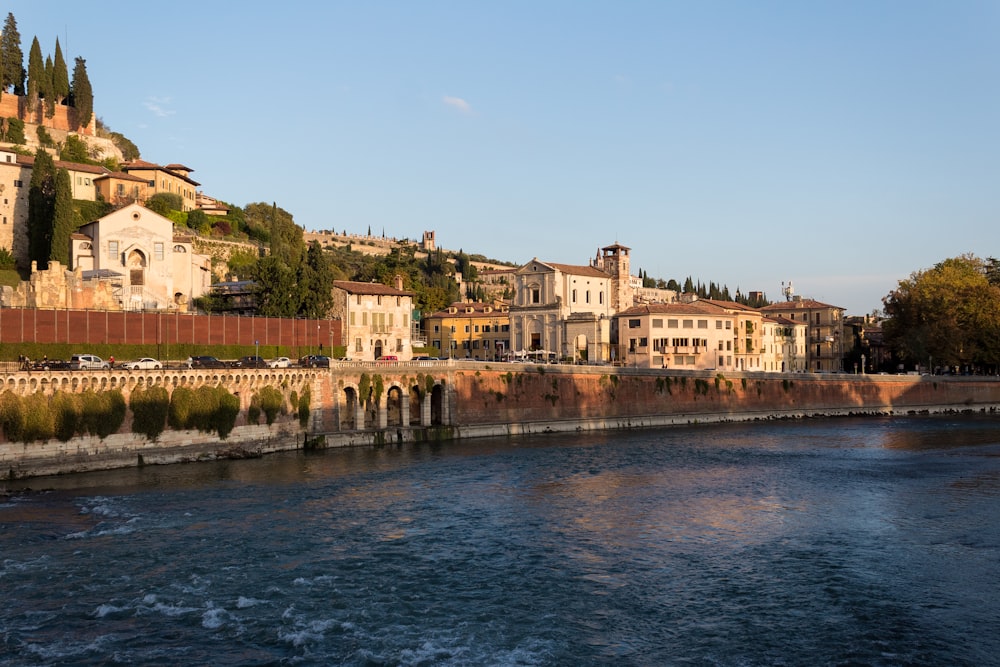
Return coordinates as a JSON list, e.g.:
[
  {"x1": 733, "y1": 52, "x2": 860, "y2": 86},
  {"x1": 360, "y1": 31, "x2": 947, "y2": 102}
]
[
  {"x1": 108, "y1": 241, "x2": 118, "y2": 259},
  {"x1": 652, "y1": 319, "x2": 663, "y2": 328},
  {"x1": 14, "y1": 180, "x2": 22, "y2": 187},
  {"x1": 585, "y1": 291, "x2": 590, "y2": 303},
  {"x1": 726, "y1": 321, "x2": 732, "y2": 330},
  {"x1": 638, "y1": 337, "x2": 648, "y2": 348},
  {"x1": 668, "y1": 319, "x2": 678, "y2": 328},
  {"x1": 464, "y1": 325, "x2": 470, "y2": 333},
  {"x1": 683, "y1": 319, "x2": 693, "y2": 329},
  {"x1": 154, "y1": 242, "x2": 164, "y2": 261},
  {"x1": 572, "y1": 289, "x2": 577, "y2": 303},
  {"x1": 719, "y1": 341, "x2": 724, "y2": 350},
  {"x1": 433, "y1": 324, "x2": 440, "y2": 333},
  {"x1": 532, "y1": 288, "x2": 540, "y2": 304},
  {"x1": 716, "y1": 320, "x2": 722, "y2": 329},
  {"x1": 599, "y1": 292, "x2": 604, "y2": 304},
  {"x1": 362, "y1": 312, "x2": 368, "y2": 326},
  {"x1": 450, "y1": 326, "x2": 456, "y2": 333},
  {"x1": 350, "y1": 312, "x2": 356, "y2": 326},
  {"x1": 628, "y1": 319, "x2": 641, "y2": 328},
  {"x1": 355, "y1": 338, "x2": 363, "y2": 352},
  {"x1": 698, "y1": 320, "x2": 708, "y2": 328}
]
